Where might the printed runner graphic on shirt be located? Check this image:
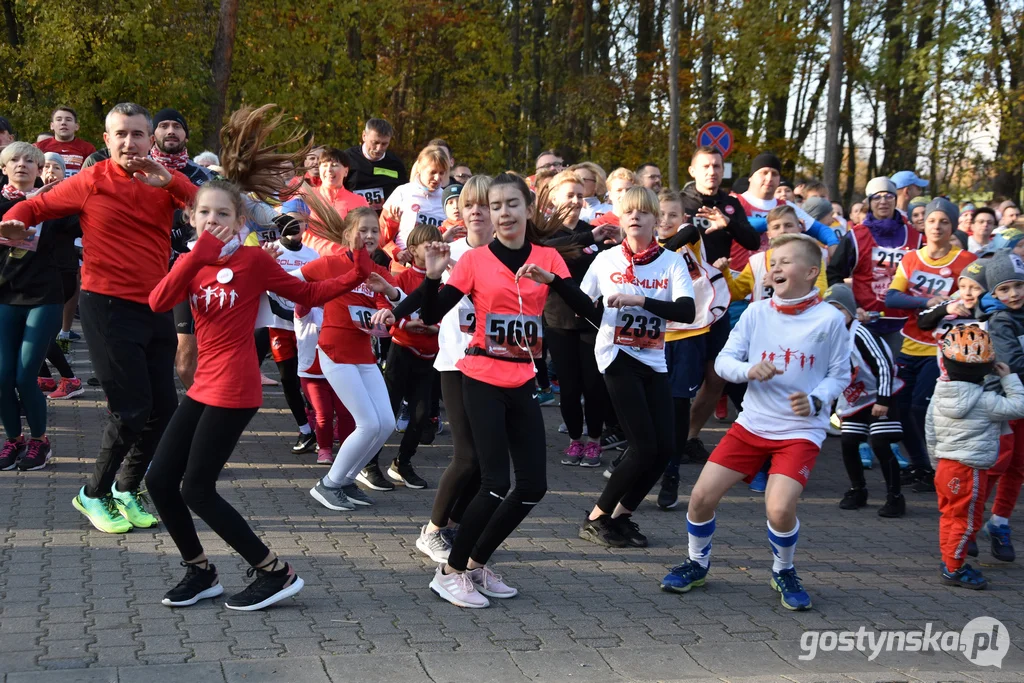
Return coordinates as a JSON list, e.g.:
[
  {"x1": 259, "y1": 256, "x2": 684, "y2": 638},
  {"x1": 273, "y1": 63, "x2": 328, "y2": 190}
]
[{"x1": 485, "y1": 313, "x2": 542, "y2": 359}]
